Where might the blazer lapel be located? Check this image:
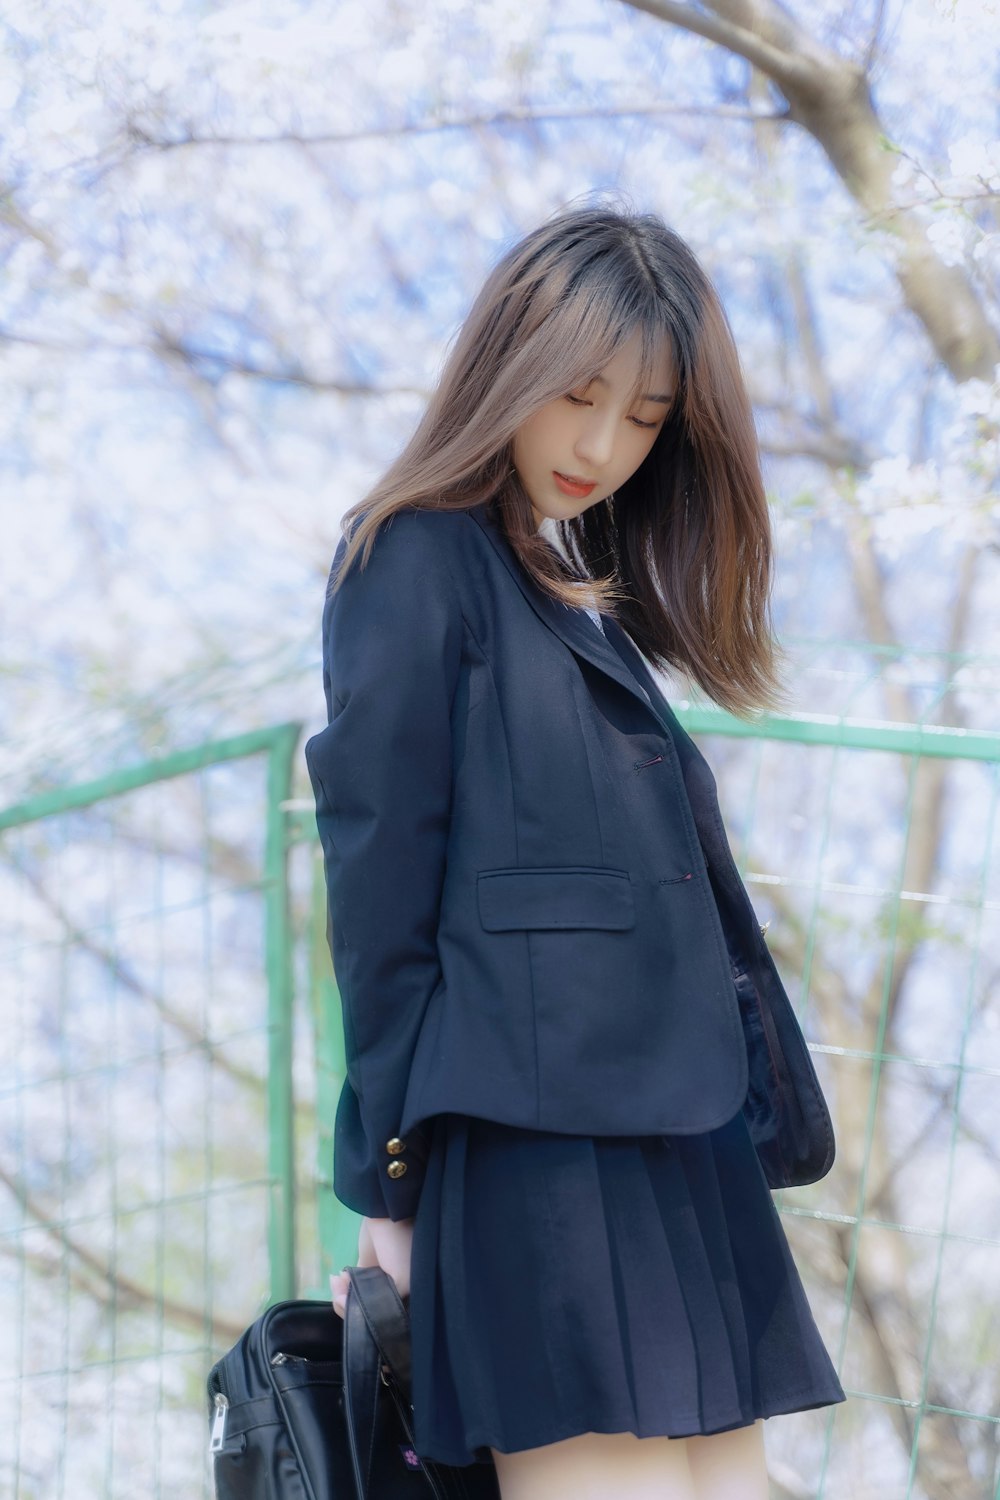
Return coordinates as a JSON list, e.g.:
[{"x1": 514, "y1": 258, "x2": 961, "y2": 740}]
[
  {"x1": 600, "y1": 615, "x2": 676, "y2": 735},
  {"x1": 601, "y1": 615, "x2": 729, "y2": 849},
  {"x1": 468, "y1": 503, "x2": 664, "y2": 722}
]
